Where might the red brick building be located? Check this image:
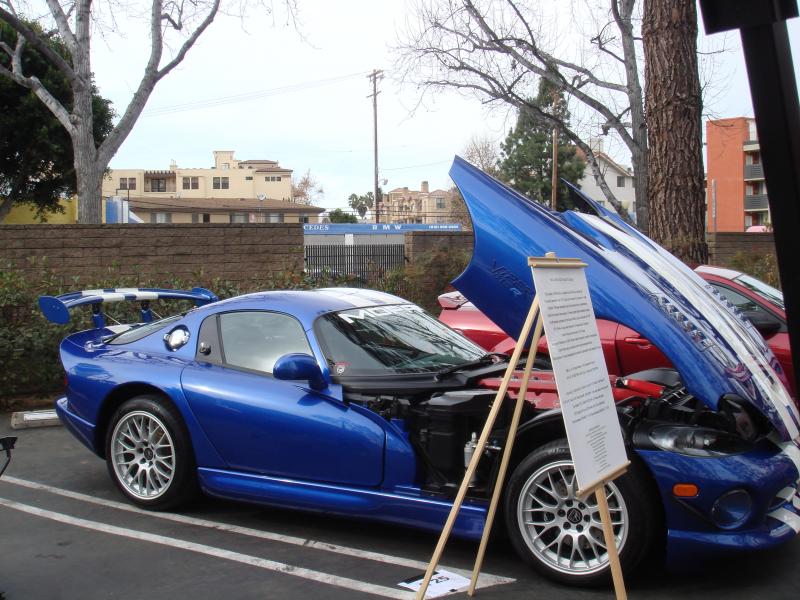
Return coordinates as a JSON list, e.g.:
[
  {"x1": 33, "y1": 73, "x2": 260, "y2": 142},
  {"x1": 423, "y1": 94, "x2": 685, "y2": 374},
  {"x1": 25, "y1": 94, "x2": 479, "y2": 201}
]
[{"x1": 706, "y1": 117, "x2": 769, "y2": 232}]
